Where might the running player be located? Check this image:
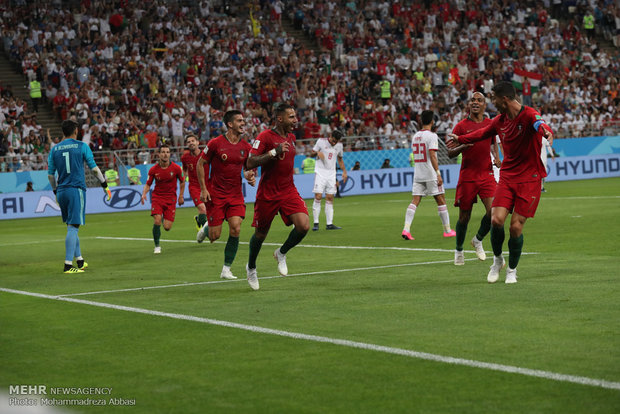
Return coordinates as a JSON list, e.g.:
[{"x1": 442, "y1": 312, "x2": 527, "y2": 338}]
[
  {"x1": 402, "y1": 110, "x2": 456, "y2": 241},
  {"x1": 196, "y1": 110, "x2": 256, "y2": 280},
  {"x1": 245, "y1": 103, "x2": 310, "y2": 290},
  {"x1": 448, "y1": 92, "x2": 501, "y2": 265},
  {"x1": 311, "y1": 129, "x2": 347, "y2": 231},
  {"x1": 448, "y1": 81, "x2": 553, "y2": 284},
  {"x1": 140, "y1": 145, "x2": 185, "y2": 254},
  {"x1": 47, "y1": 119, "x2": 111, "y2": 273},
  {"x1": 180, "y1": 134, "x2": 208, "y2": 238}
]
